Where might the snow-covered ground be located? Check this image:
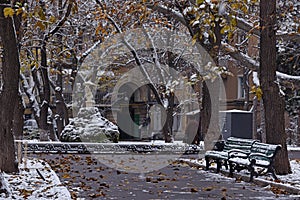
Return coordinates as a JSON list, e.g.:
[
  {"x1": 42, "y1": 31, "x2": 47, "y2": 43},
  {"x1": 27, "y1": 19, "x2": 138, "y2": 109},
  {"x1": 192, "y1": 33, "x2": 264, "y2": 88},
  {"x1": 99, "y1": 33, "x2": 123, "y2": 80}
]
[
  {"x1": 0, "y1": 158, "x2": 71, "y2": 200},
  {"x1": 180, "y1": 156, "x2": 300, "y2": 195},
  {"x1": 1, "y1": 142, "x2": 300, "y2": 199}
]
